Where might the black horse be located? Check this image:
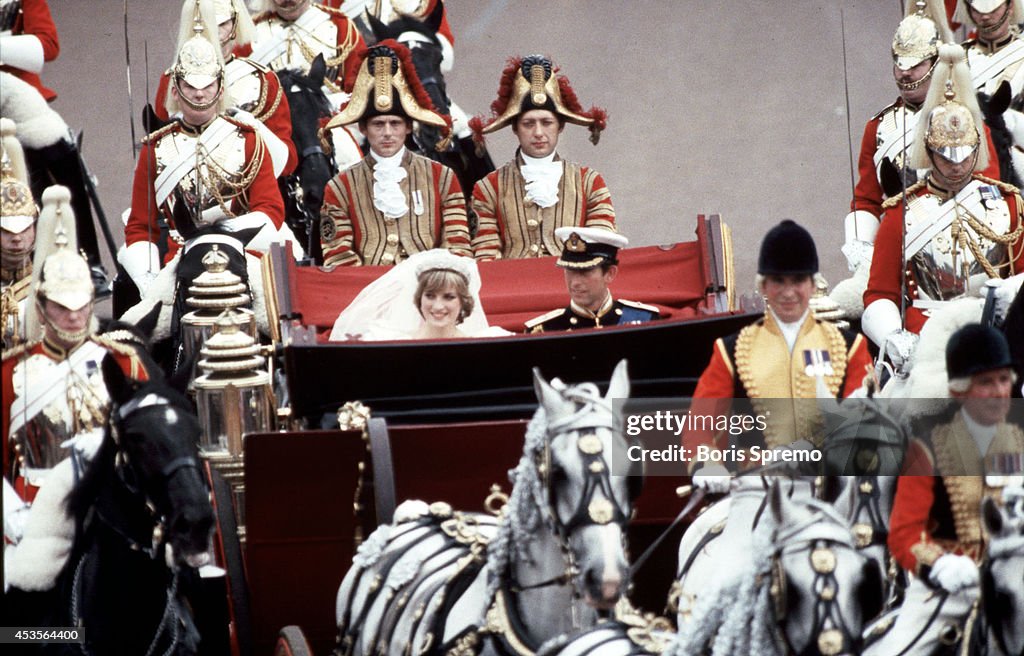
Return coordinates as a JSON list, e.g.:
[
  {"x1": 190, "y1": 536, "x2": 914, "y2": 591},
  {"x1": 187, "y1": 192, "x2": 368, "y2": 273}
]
[
  {"x1": 277, "y1": 55, "x2": 337, "y2": 263},
  {"x1": 365, "y1": 2, "x2": 495, "y2": 227},
  {"x1": 978, "y1": 81, "x2": 1024, "y2": 189},
  {"x1": 5, "y1": 354, "x2": 214, "y2": 655}
]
